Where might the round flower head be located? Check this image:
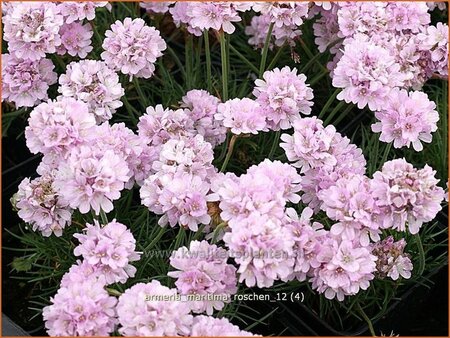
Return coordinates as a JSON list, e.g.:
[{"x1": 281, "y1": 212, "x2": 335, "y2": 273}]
[
  {"x1": 310, "y1": 234, "x2": 377, "y2": 301},
  {"x1": 101, "y1": 18, "x2": 166, "y2": 79},
  {"x1": 372, "y1": 89, "x2": 439, "y2": 151},
  {"x1": 58, "y1": 60, "x2": 124, "y2": 123},
  {"x1": 74, "y1": 220, "x2": 141, "y2": 284},
  {"x1": 313, "y1": 4, "x2": 343, "y2": 54},
  {"x1": 190, "y1": 315, "x2": 258, "y2": 336},
  {"x1": 180, "y1": 89, "x2": 226, "y2": 147},
  {"x1": 216, "y1": 98, "x2": 268, "y2": 135},
  {"x1": 168, "y1": 240, "x2": 237, "y2": 315},
  {"x1": 58, "y1": 2, "x2": 109, "y2": 23},
  {"x1": 15, "y1": 172, "x2": 72, "y2": 237},
  {"x1": 60, "y1": 260, "x2": 103, "y2": 288},
  {"x1": 54, "y1": 144, "x2": 131, "y2": 215},
  {"x1": 417, "y1": 22, "x2": 449, "y2": 77},
  {"x1": 116, "y1": 280, "x2": 192, "y2": 336},
  {"x1": 333, "y1": 36, "x2": 406, "y2": 111},
  {"x1": 42, "y1": 275, "x2": 117, "y2": 336},
  {"x1": 25, "y1": 98, "x2": 96, "y2": 157},
  {"x1": 252, "y1": 2, "x2": 309, "y2": 28},
  {"x1": 1, "y1": 54, "x2": 57, "y2": 108},
  {"x1": 140, "y1": 1, "x2": 174, "y2": 14},
  {"x1": 253, "y1": 66, "x2": 314, "y2": 130},
  {"x1": 57, "y1": 22, "x2": 93, "y2": 58},
  {"x1": 3, "y1": 2, "x2": 64, "y2": 60},
  {"x1": 371, "y1": 158, "x2": 445, "y2": 235}
]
